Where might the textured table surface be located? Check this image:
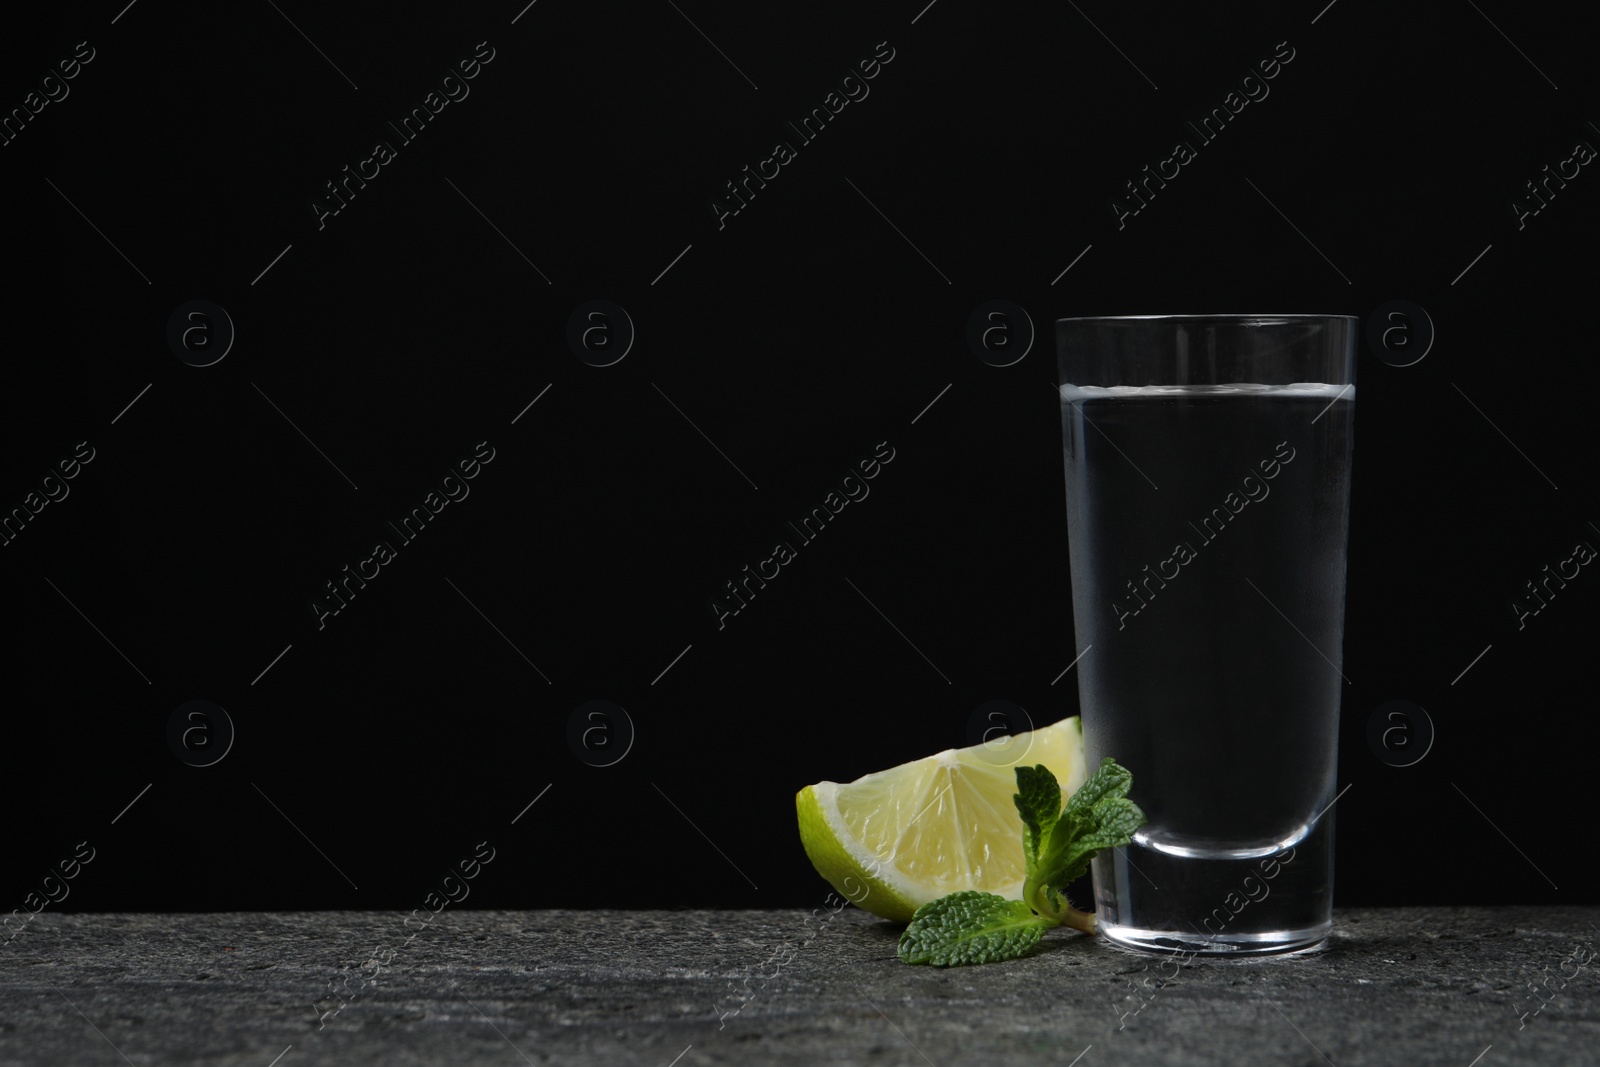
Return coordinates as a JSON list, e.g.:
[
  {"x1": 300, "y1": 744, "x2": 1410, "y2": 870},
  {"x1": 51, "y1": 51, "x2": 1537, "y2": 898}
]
[{"x1": 2, "y1": 907, "x2": 1596, "y2": 1066}]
